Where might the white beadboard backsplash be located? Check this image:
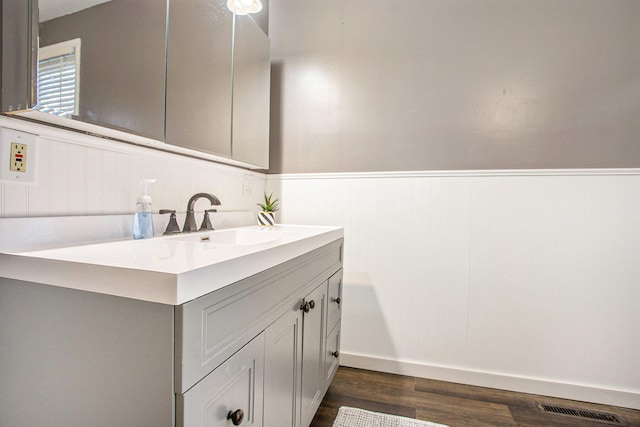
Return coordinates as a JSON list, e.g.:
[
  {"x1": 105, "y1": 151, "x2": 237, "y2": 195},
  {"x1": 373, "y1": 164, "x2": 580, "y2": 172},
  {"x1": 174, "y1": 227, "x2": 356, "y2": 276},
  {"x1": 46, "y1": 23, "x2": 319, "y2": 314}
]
[
  {"x1": 267, "y1": 169, "x2": 640, "y2": 409},
  {"x1": 0, "y1": 117, "x2": 266, "y2": 219}
]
